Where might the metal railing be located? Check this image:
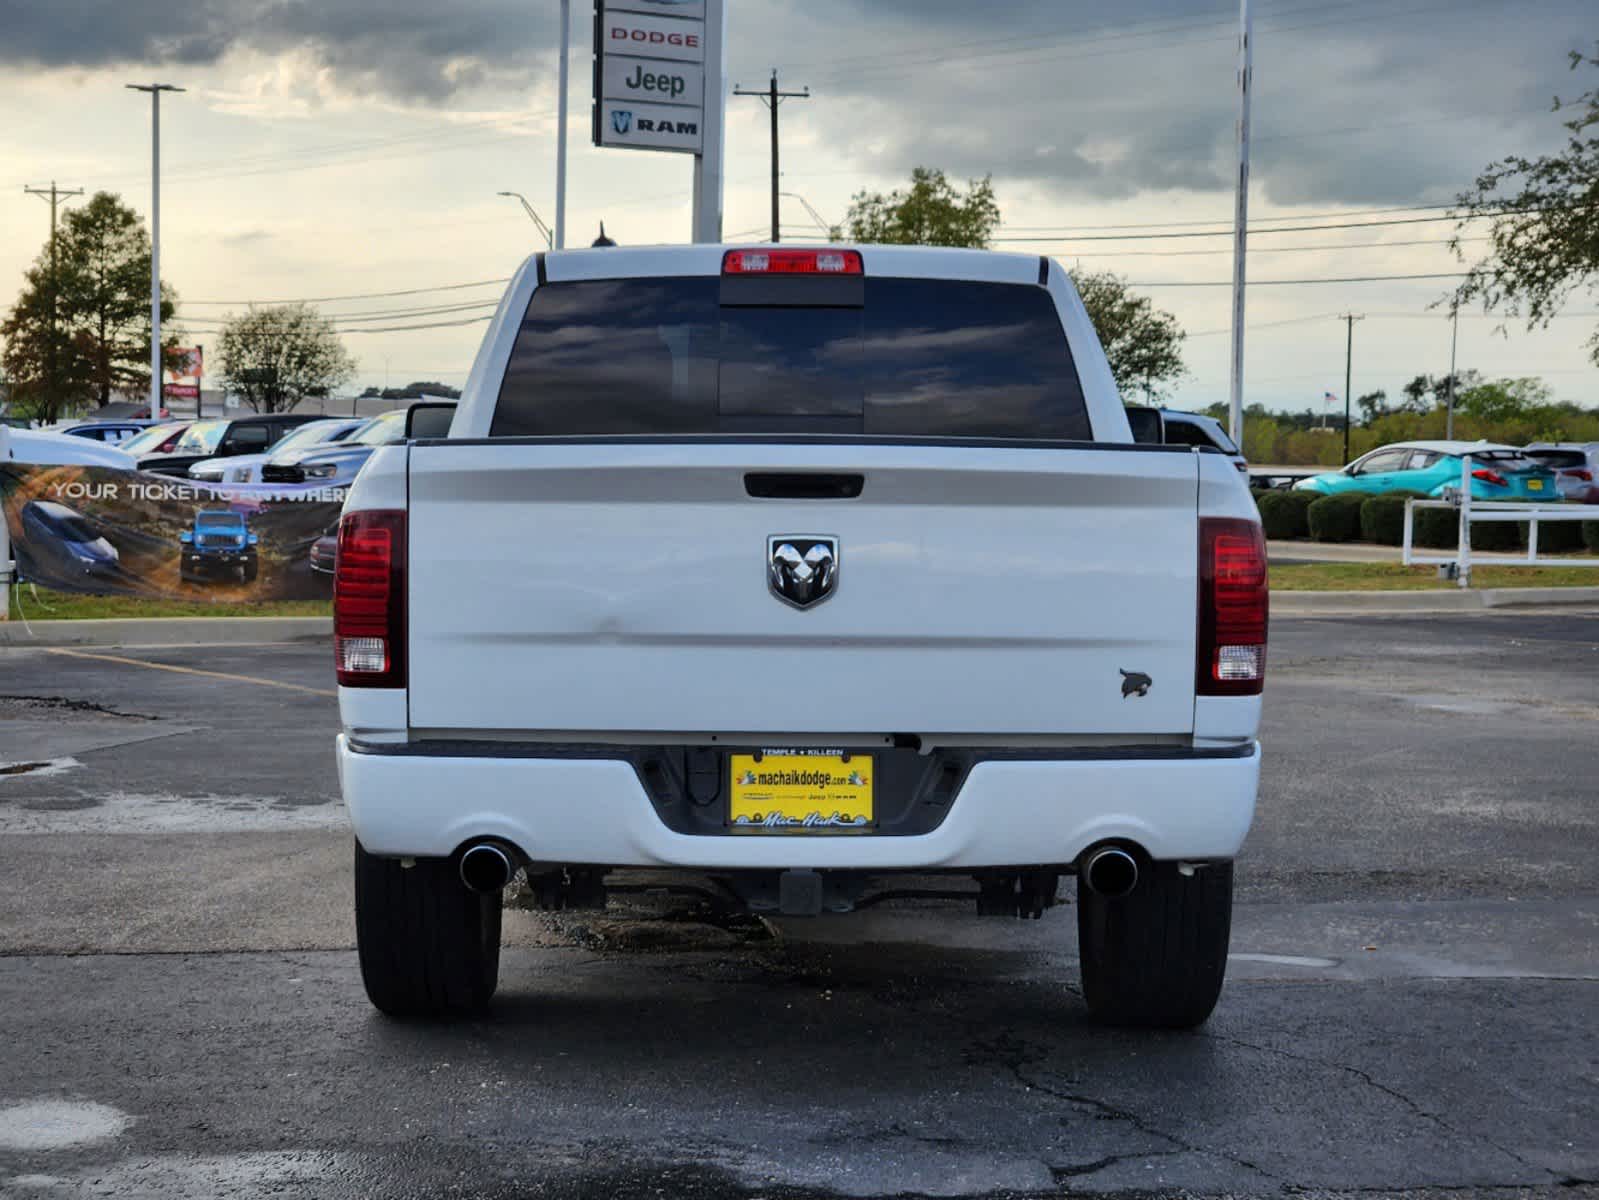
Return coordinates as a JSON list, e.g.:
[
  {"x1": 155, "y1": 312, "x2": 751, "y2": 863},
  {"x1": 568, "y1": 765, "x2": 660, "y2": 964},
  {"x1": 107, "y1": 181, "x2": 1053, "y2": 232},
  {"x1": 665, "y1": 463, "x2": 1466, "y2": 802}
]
[{"x1": 1402, "y1": 454, "x2": 1599, "y2": 588}]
